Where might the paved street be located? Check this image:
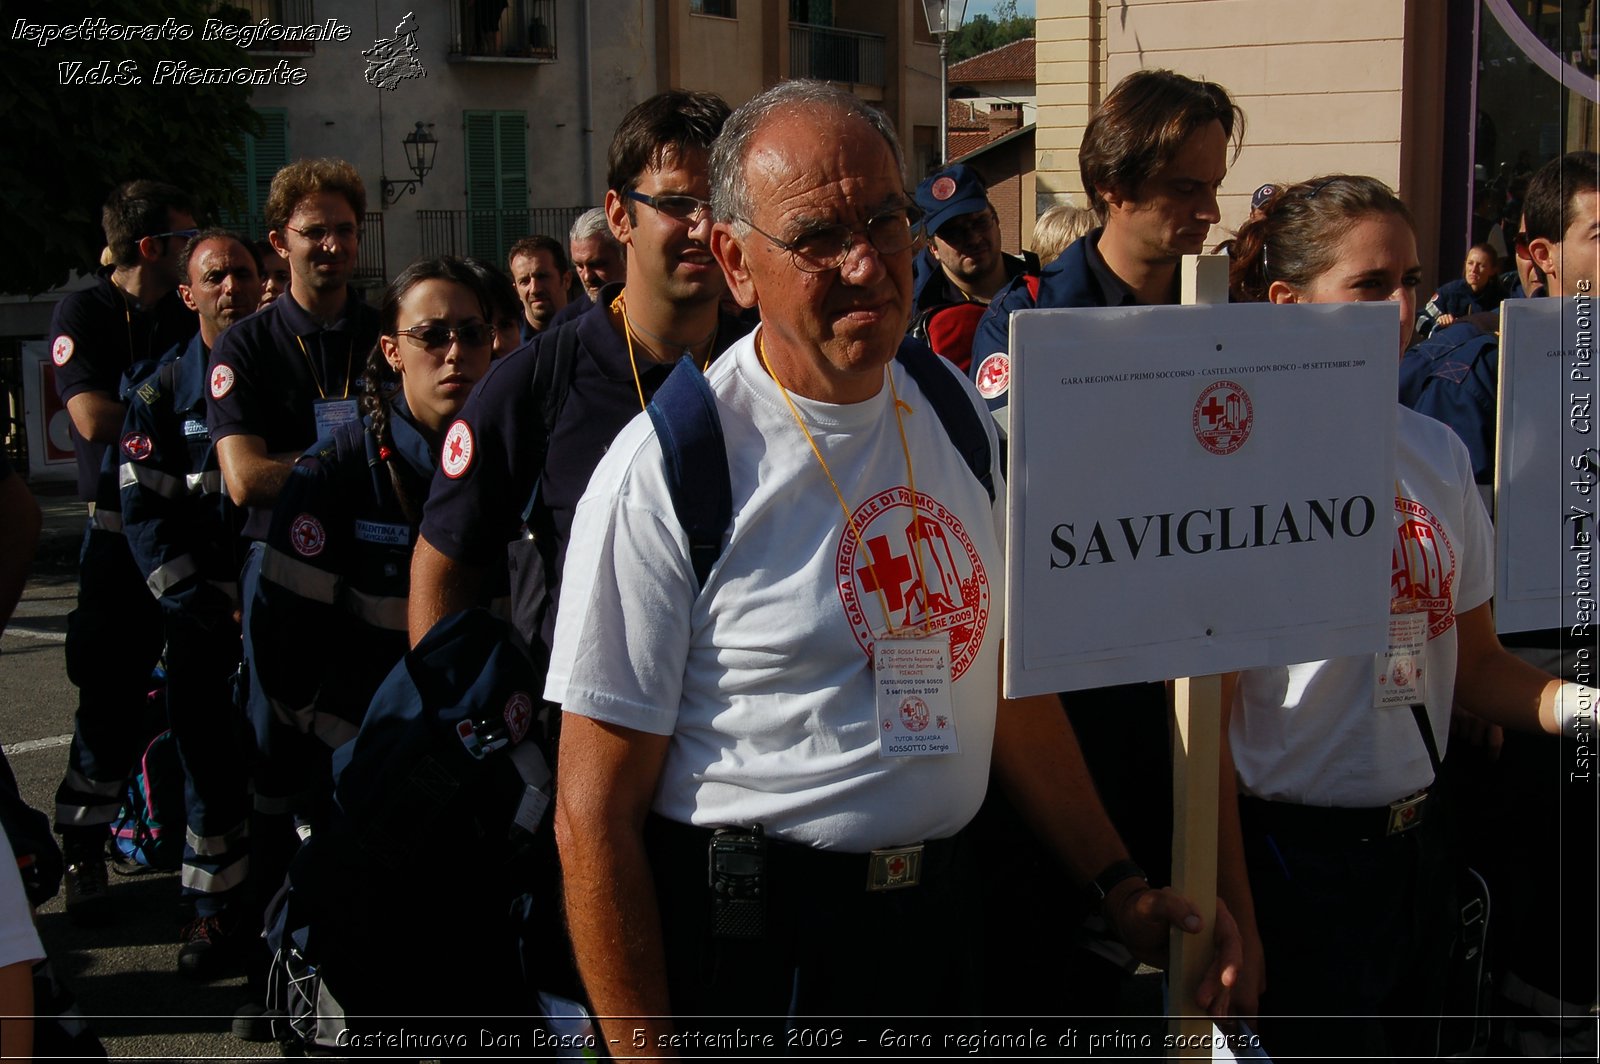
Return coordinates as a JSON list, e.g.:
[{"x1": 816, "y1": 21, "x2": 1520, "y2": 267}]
[{"x1": 3, "y1": 490, "x2": 275, "y2": 1060}]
